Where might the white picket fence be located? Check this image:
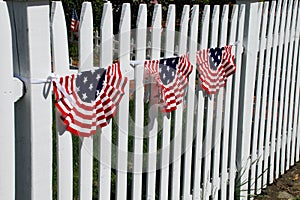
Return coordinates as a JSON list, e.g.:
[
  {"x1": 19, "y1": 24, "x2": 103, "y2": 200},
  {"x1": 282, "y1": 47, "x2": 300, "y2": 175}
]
[{"x1": 0, "y1": 0, "x2": 300, "y2": 199}]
